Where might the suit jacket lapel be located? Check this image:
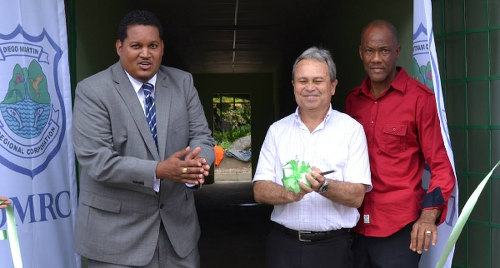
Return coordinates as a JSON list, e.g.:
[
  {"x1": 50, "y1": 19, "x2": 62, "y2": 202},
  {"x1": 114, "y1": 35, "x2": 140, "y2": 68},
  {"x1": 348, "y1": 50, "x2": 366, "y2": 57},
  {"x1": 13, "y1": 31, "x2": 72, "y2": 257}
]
[
  {"x1": 154, "y1": 69, "x2": 172, "y2": 160},
  {"x1": 110, "y1": 62, "x2": 160, "y2": 160}
]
